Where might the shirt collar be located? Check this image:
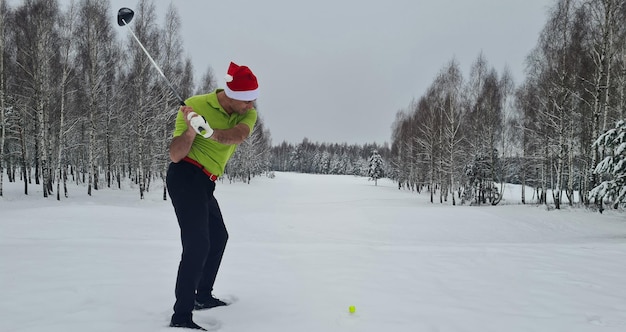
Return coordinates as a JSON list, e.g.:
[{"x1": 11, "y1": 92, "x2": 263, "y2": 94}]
[{"x1": 207, "y1": 89, "x2": 227, "y2": 115}]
